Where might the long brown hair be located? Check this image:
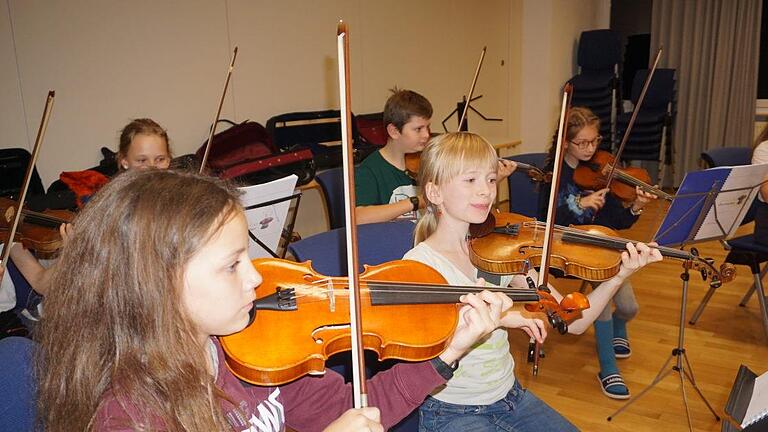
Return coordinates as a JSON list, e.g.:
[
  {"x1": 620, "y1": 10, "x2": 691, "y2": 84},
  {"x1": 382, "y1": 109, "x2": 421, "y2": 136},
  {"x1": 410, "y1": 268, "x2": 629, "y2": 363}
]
[
  {"x1": 414, "y1": 132, "x2": 497, "y2": 244},
  {"x1": 544, "y1": 106, "x2": 600, "y2": 167},
  {"x1": 37, "y1": 169, "x2": 242, "y2": 431}
]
